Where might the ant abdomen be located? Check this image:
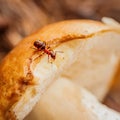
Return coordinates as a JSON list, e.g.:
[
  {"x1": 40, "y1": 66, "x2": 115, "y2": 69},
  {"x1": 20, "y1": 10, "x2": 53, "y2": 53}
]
[{"x1": 50, "y1": 51, "x2": 56, "y2": 59}]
